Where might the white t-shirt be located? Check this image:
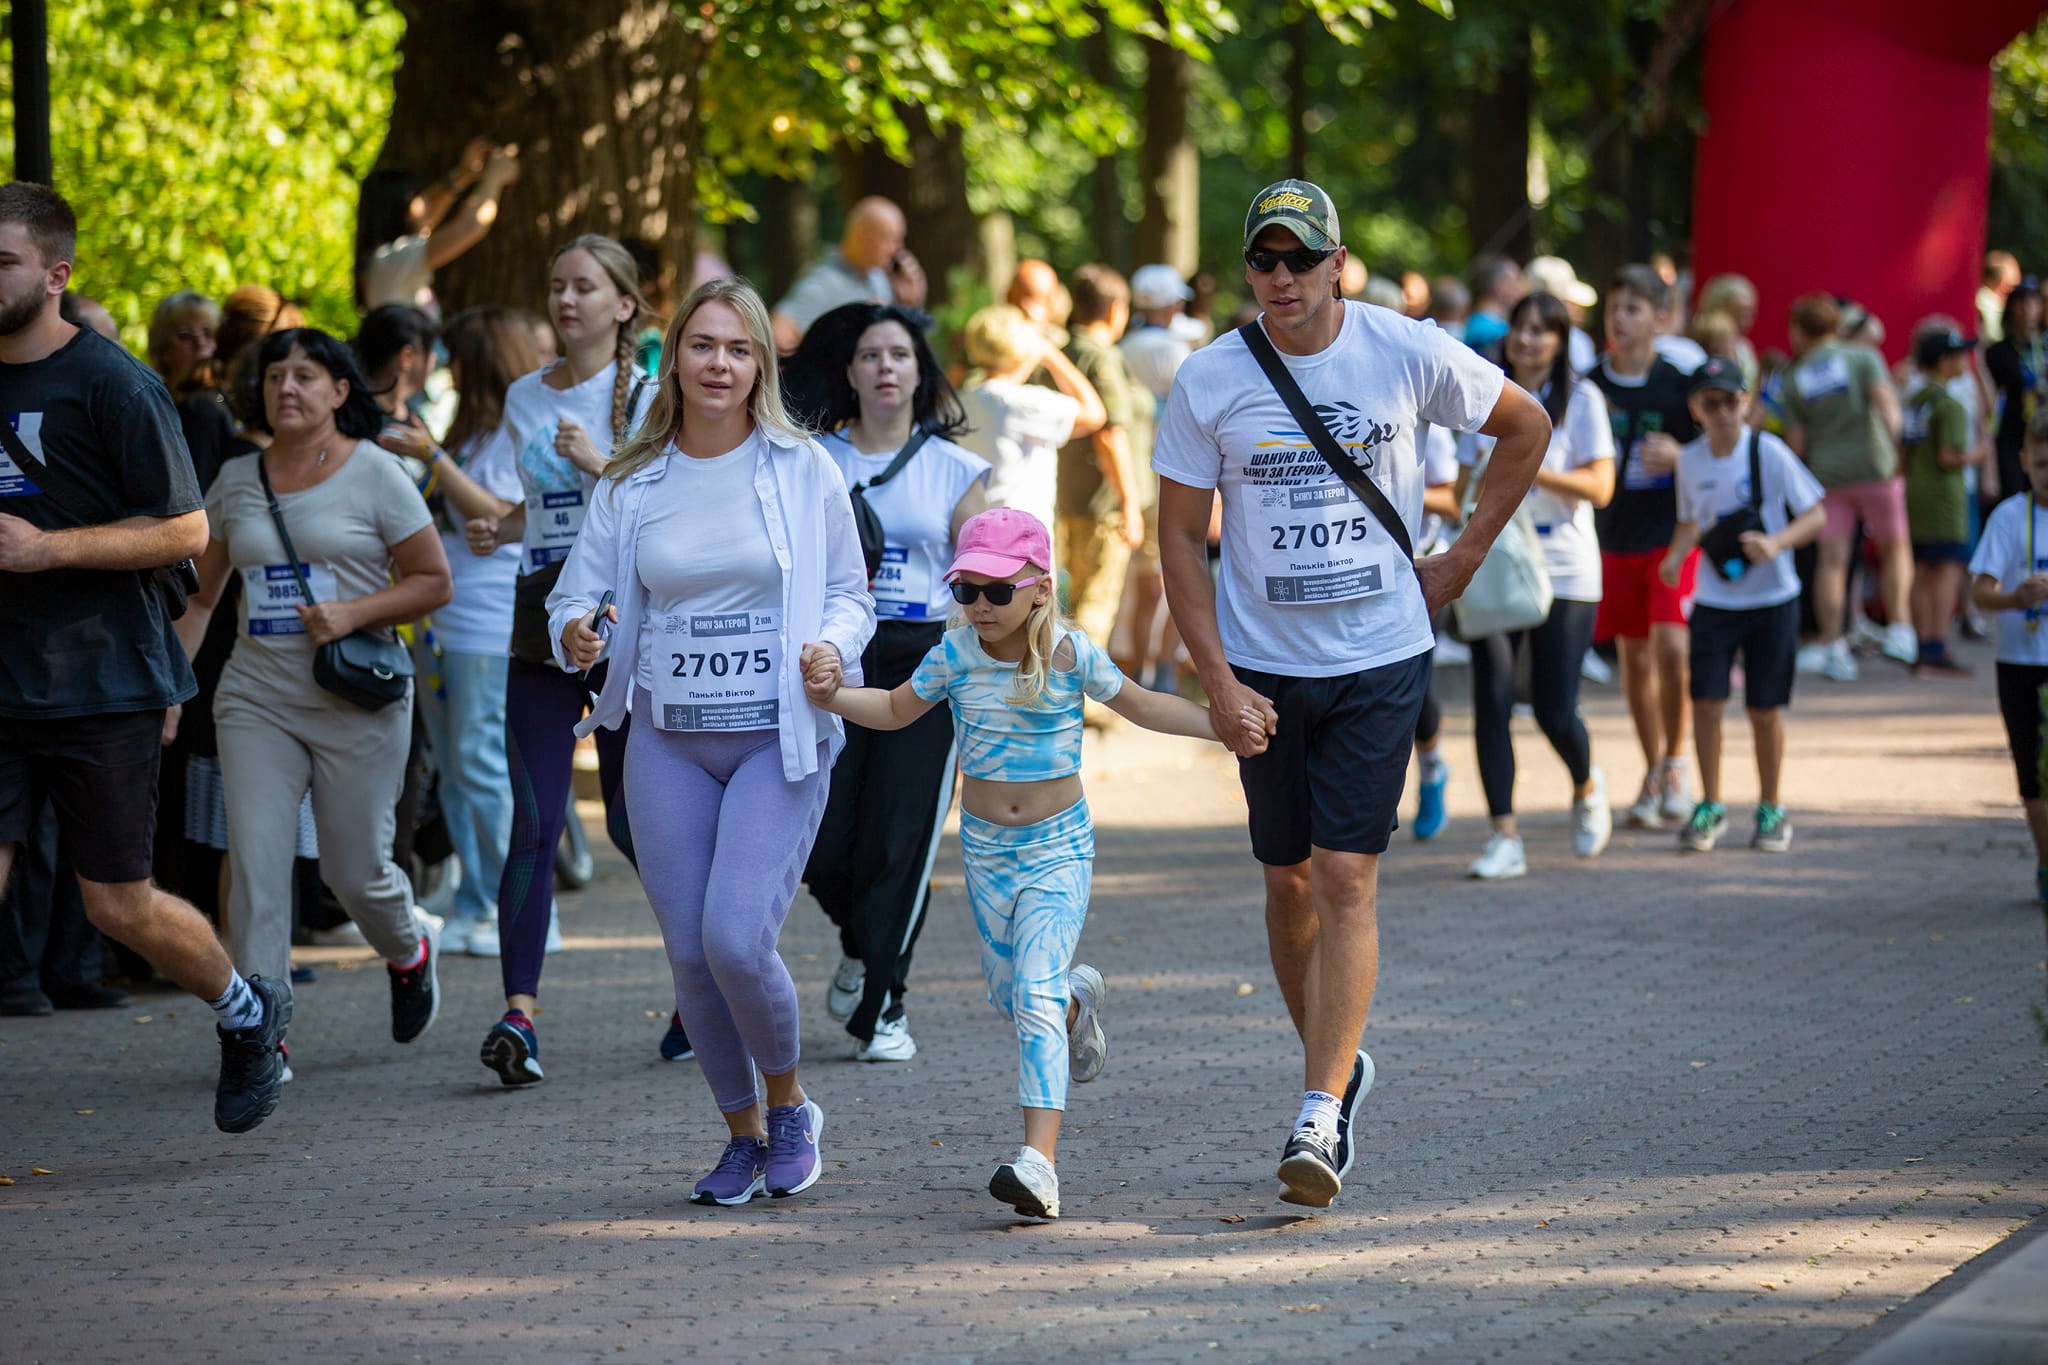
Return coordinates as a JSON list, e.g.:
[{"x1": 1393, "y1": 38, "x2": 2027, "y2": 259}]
[
  {"x1": 1655, "y1": 334, "x2": 1708, "y2": 374},
  {"x1": 1969, "y1": 494, "x2": 2048, "y2": 665},
  {"x1": 503, "y1": 361, "x2": 644, "y2": 576},
  {"x1": 1570, "y1": 327, "x2": 1598, "y2": 376},
  {"x1": 954, "y1": 379, "x2": 1078, "y2": 537},
  {"x1": 633, "y1": 434, "x2": 781, "y2": 693},
  {"x1": 1153, "y1": 304, "x2": 1506, "y2": 676},
  {"x1": 1675, "y1": 430, "x2": 1826, "y2": 611},
  {"x1": 820, "y1": 430, "x2": 989, "y2": 622},
  {"x1": 1417, "y1": 421, "x2": 1460, "y2": 553},
  {"x1": 434, "y1": 425, "x2": 525, "y2": 655},
  {"x1": 1120, "y1": 324, "x2": 1194, "y2": 403},
  {"x1": 363, "y1": 234, "x2": 434, "y2": 312},
  {"x1": 1457, "y1": 380, "x2": 1614, "y2": 602}
]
